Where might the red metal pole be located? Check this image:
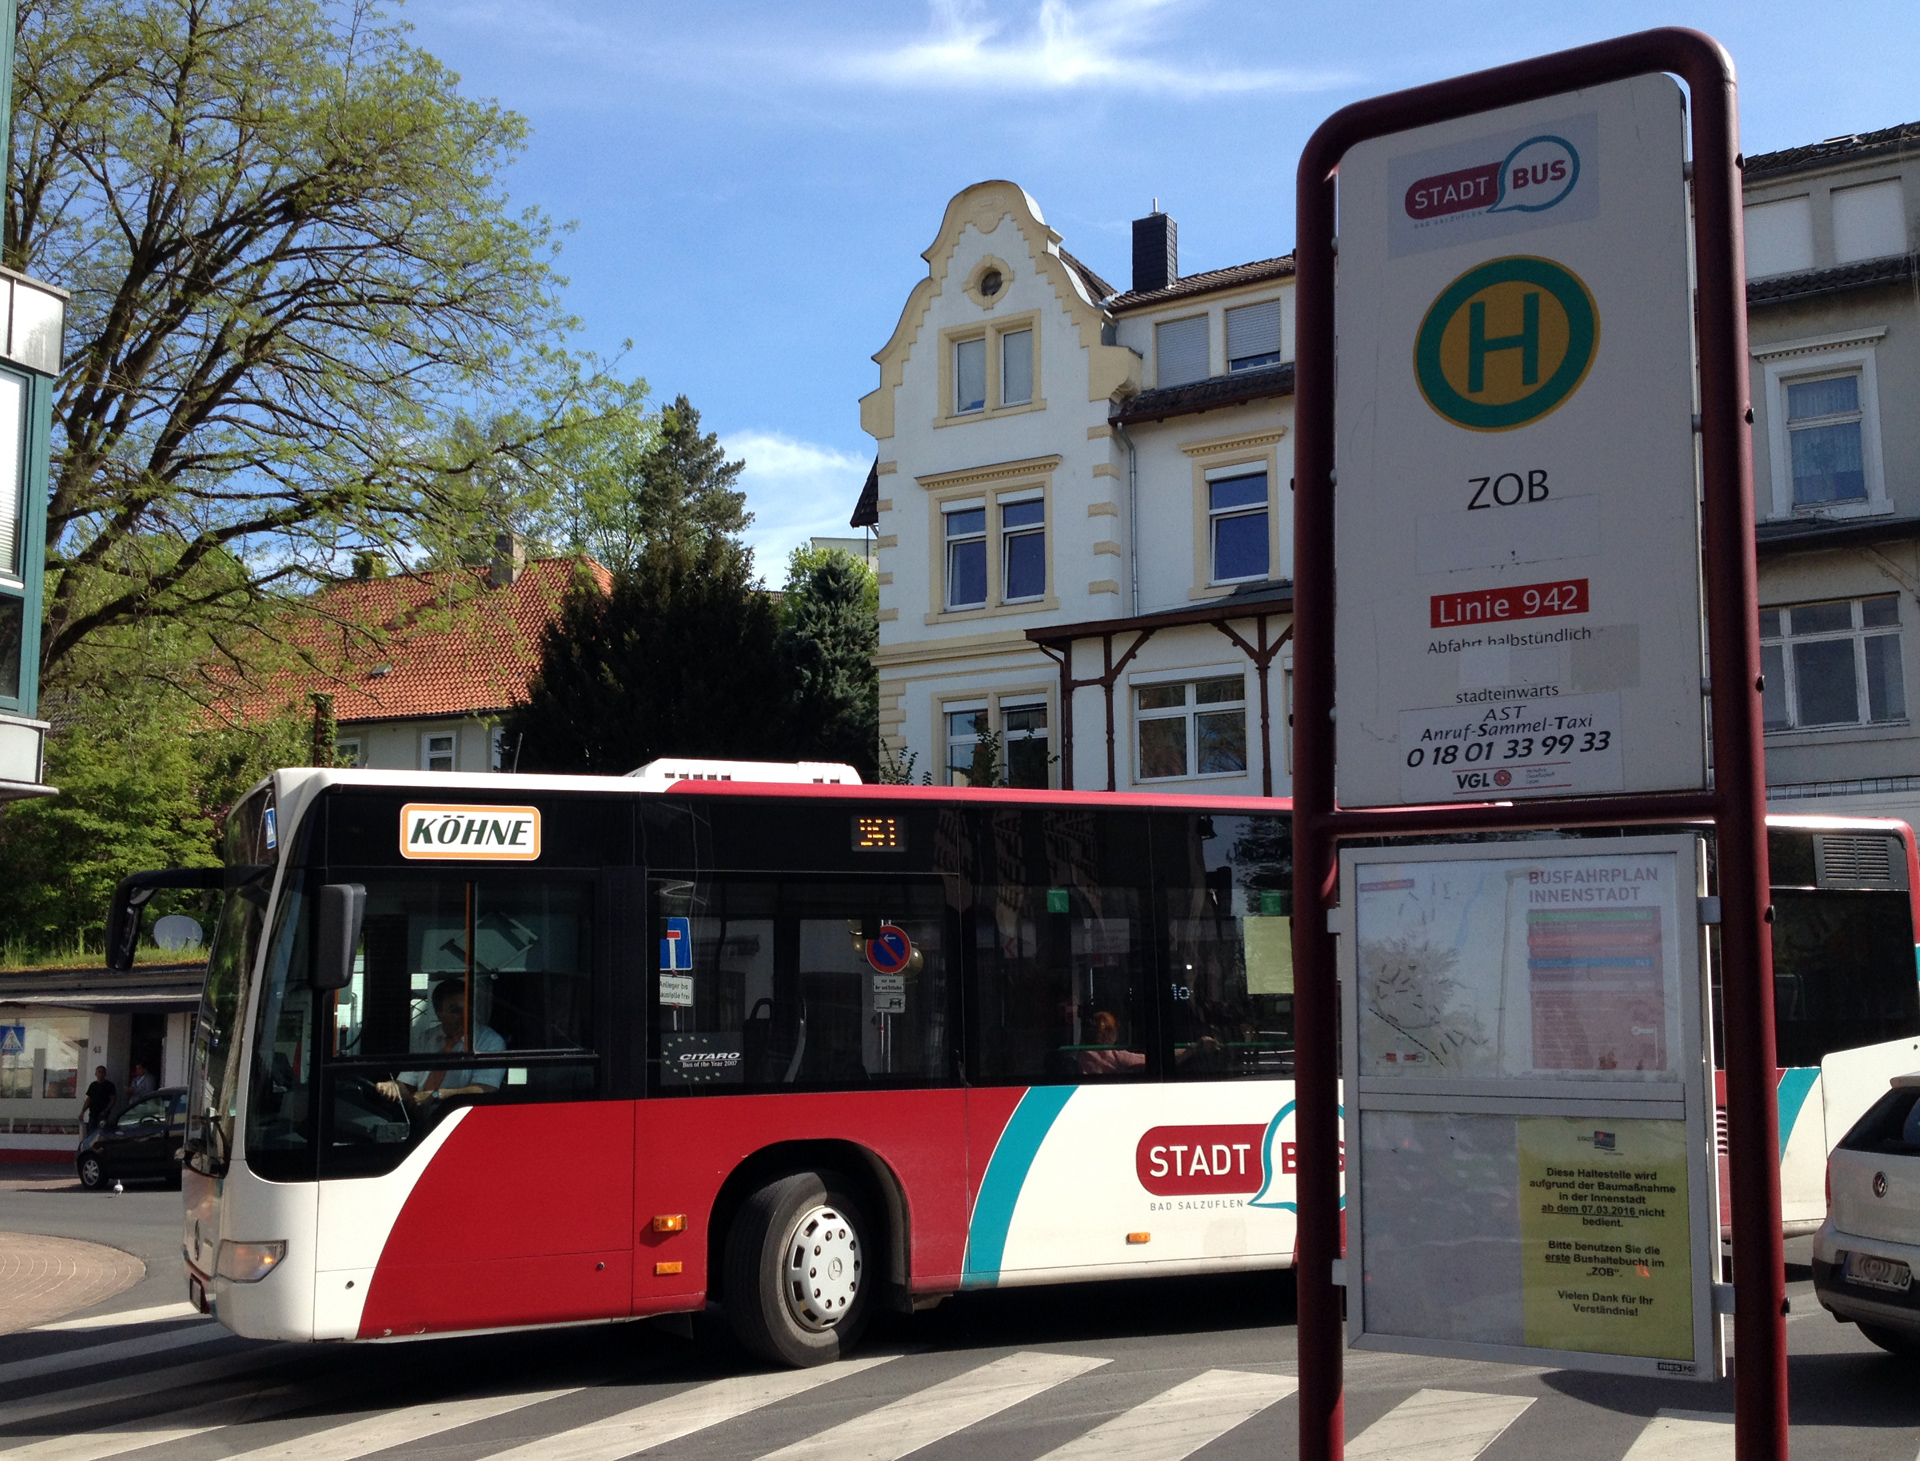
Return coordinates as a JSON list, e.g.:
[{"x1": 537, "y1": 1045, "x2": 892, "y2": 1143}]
[{"x1": 1291, "y1": 28, "x2": 1781, "y2": 1461}]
